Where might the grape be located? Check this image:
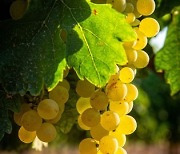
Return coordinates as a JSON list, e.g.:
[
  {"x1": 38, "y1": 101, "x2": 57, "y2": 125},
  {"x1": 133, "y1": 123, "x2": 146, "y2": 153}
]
[
  {"x1": 18, "y1": 126, "x2": 36, "y2": 143},
  {"x1": 124, "y1": 3, "x2": 134, "y2": 13},
  {"x1": 106, "y1": 73, "x2": 120, "y2": 91},
  {"x1": 81, "y1": 108, "x2": 100, "y2": 127},
  {"x1": 90, "y1": 123, "x2": 109, "y2": 141},
  {"x1": 37, "y1": 99, "x2": 59, "y2": 120},
  {"x1": 21, "y1": 110, "x2": 42, "y2": 131},
  {"x1": 99, "y1": 135, "x2": 118, "y2": 154},
  {"x1": 106, "y1": 80, "x2": 127, "y2": 101},
  {"x1": 131, "y1": 19, "x2": 140, "y2": 27},
  {"x1": 127, "y1": 0, "x2": 142, "y2": 18},
  {"x1": 76, "y1": 97, "x2": 91, "y2": 114},
  {"x1": 123, "y1": 41, "x2": 136, "y2": 49},
  {"x1": 119, "y1": 67, "x2": 135, "y2": 83},
  {"x1": 9, "y1": 0, "x2": 27, "y2": 20},
  {"x1": 36, "y1": 123, "x2": 57, "y2": 142},
  {"x1": 101, "y1": 111, "x2": 120, "y2": 131},
  {"x1": 125, "y1": 48, "x2": 137, "y2": 64},
  {"x1": 79, "y1": 138, "x2": 97, "y2": 154},
  {"x1": 109, "y1": 101, "x2": 129, "y2": 117},
  {"x1": 76, "y1": 80, "x2": 95, "y2": 98},
  {"x1": 47, "y1": 111, "x2": 62, "y2": 124},
  {"x1": 115, "y1": 147, "x2": 127, "y2": 154},
  {"x1": 49, "y1": 85, "x2": 69, "y2": 104},
  {"x1": 116, "y1": 115, "x2": 137, "y2": 135},
  {"x1": 126, "y1": 13, "x2": 135, "y2": 24},
  {"x1": 107, "y1": 0, "x2": 126, "y2": 13},
  {"x1": 90, "y1": 90, "x2": 109, "y2": 110},
  {"x1": 109, "y1": 131, "x2": 126, "y2": 147},
  {"x1": 136, "y1": 0, "x2": 155, "y2": 16},
  {"x1": 133, "y1": 50, "x2": 149, "y2": 68},
  {"x1": 124, "y1": 84, "x2": 138, "y2": 102},
  {"x1": 78, "y1": 115, "x2": 91, "y2": 130},
  {"x1": 127, "y1": 101, "x2": 133, "y2": 114},
  {"x1": 139, "y1": 18, "x2": 160, "y2": 37},
  {"x1": 58, "y1": 79, "x2": 70, "y2": 91},
  {"x1": 133, "y1": 28, "x2": 147, "y2": 50}
]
